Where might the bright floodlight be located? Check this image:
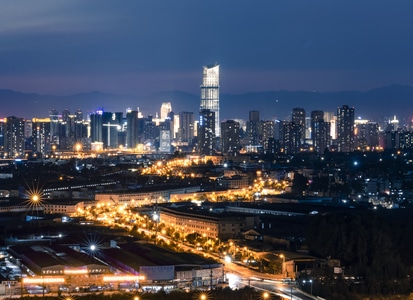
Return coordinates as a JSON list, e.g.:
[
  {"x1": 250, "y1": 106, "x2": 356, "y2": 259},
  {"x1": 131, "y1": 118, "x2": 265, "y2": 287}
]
[
  {"x1": 31, "y1": 194, "x2": 39, "y2": 202},
  {"x1": 153, "y1": 213, "x2": 159, "y2": 221},
  {"x1": 90, "y1": 244, "x2": 96, "y2": 251}
]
